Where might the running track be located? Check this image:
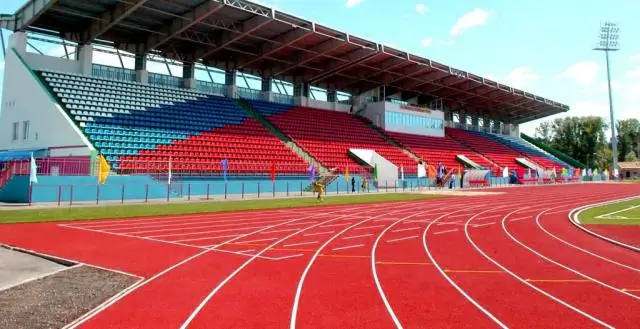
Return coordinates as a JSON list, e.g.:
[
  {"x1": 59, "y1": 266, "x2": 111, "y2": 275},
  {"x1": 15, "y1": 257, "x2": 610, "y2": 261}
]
[{"x1": 0, "y1": 184, "x2": 639, "y2": 328}]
